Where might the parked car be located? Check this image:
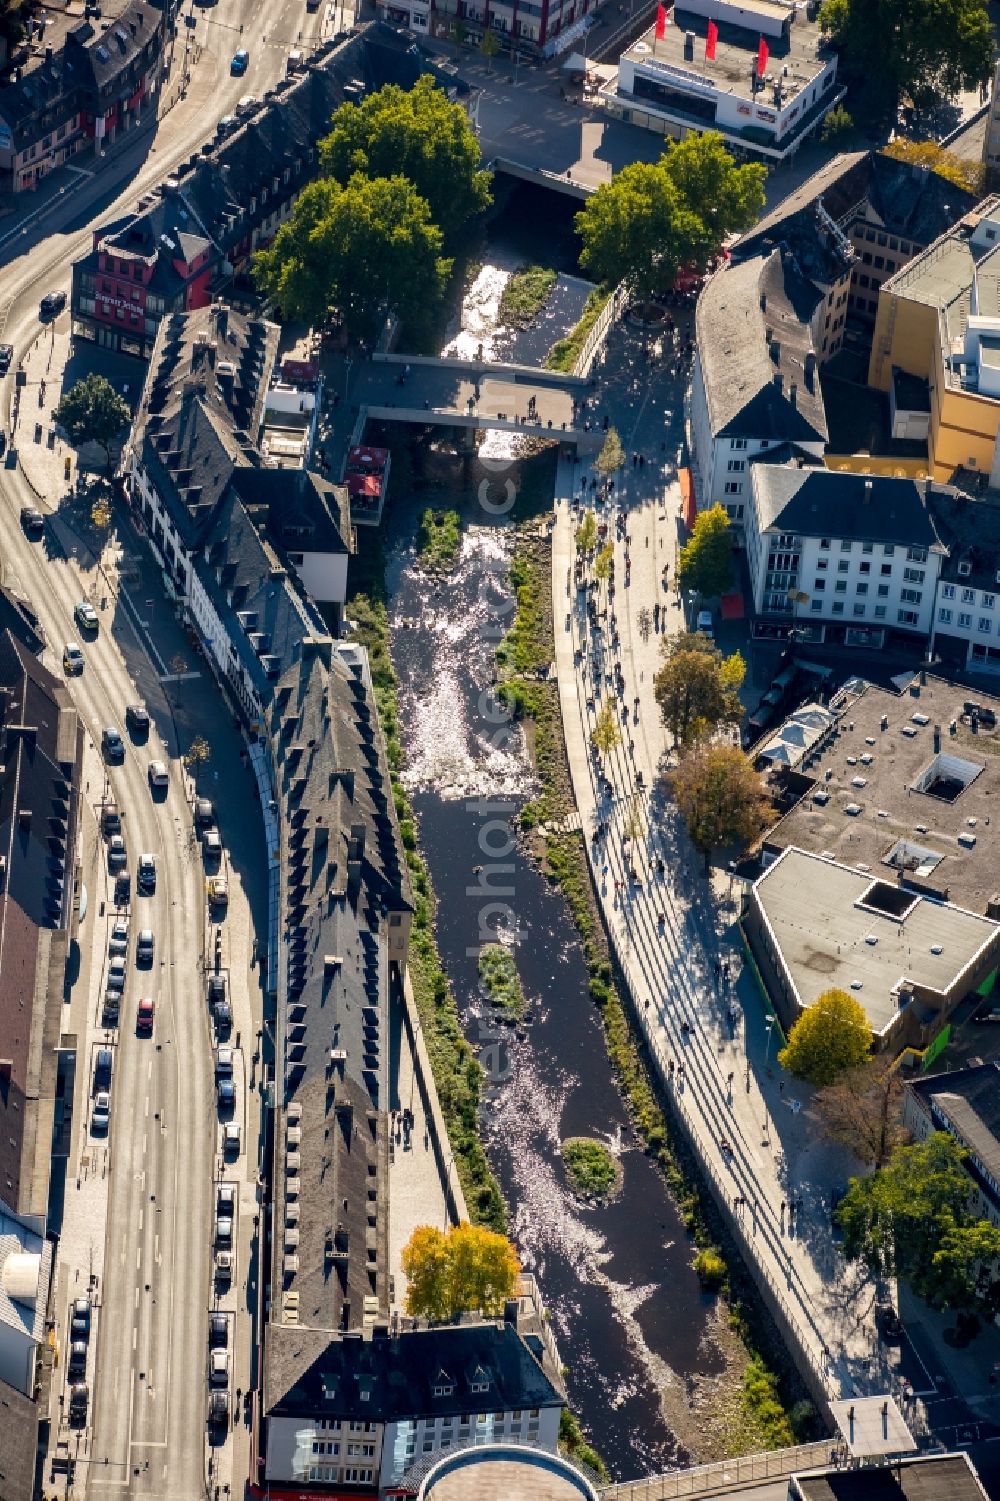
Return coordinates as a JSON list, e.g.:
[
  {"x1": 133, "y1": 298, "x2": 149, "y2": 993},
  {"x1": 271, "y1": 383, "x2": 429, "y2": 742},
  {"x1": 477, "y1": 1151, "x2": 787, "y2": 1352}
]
[
  {"x1": 147, "y1": 759, "x2": 168, "y2": 791},
  {"x1": 695, "y1": 609, "x2": 714, "y2": 637},
  {"x1": 209, "y1": 1312, "x2": 228, "y2": 1348},
  {"x1": 68, "y1": 1383, "x2": 89, "y2": 1425},
  {"x1": 93, "y1": 1048, "x2": 112, "y2": 1091},
  {"x1": 215, "y1": 1047, "x2": 234, "y2": 1078},
  {"x1": 107, "y1": 955, "x2": 126, "y2": 990},
  {"x1": 102, "y1": 727, "x2": 125, "y2": 762},
  {"x1": 92, "y1": 1091, "x2": 111, "y2": 1132},
  {"x1": 102, "y1": 803, "x2": 121, "y2": 837},
  {"x1": 214, "y1": 1248, "x2": 233, "y2": 1285},
  {"x1": 209, "y1": 1348, "x2": 229, "y2": 1386},
  {"x1": 108, "y1": 918, "x2": 128, "y2": 956},
  {"x1": 202, "y1": 829, "x2": 222, "y2": 861},
  {"x1": 223, "y1": 1122, "x2": 240, "y2": 1156},
  {"x1": 136, "y1": 997, "x2": 155, "y2": 1034},
  {"x1": 40, "y1": 289, "x2": 66, "y2": 319},
  {"x1": 0, "y1": 343, "x2": 14, "y2": 372},
  {"x1": 137, "y1": 853, "x2": 156, "y2": 892},
  {"x1": 206, "y1": 875, "x2": 229, "y2": 908},
  {"x1": 103, "y1": 989, "x2": 121, "y2": 1025},
  {"x1": 207, "y1": 1389, "x2": 230, "y2": 1427},
  {"x1": 214, "y1": 1000, "x2": 233, "y2": 1037},
  {"x1": 206, "y1": 974, "x2": 226, "y2": 1007},
  {"x1": 194, "y1": 797, "x2": 215, "y2": 829},
  {"x1": 126, "y1": 703, "x2": 150, "y2": 736},
  {"x1": 107, "y1": 835, "x2": 127, "y2": 872},
  {"x1": 63, "y1": 642, "x2": 84, "y2": 675},
  {"x1": 216, "y1": 1078, "x2": 236, "y2": 1112},
  {"x1": 214, "y1": 1212, "x2": 233, "y2": 1248},
  {"x1": 70, "y1": 1297, "x2": 91, "y2": 1342},
  {"x1": 114, "y1": 871, "x2": 131, "y2": 907},
  {"x1": 74, "y1": 600, "x2": 99, "y2": 634},
  {"x1": 136, "y1": 929, "x2": 154, "y2": 966},
  {"x1": 217, "y1": 1183, "x2": 236, "y2": 1218},
  {"x1": 68, "y1": 1341, "x2": 88, "y2": 1377},
  {"x1": 20, "y1": 504, "x2": 43, "y2": 537}
]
